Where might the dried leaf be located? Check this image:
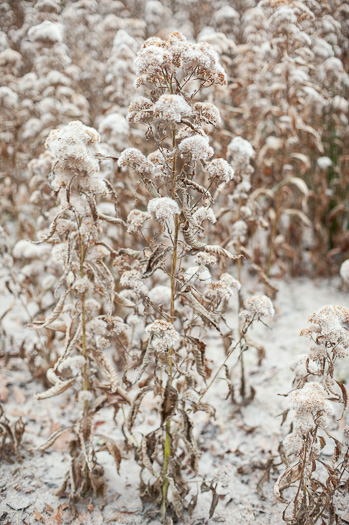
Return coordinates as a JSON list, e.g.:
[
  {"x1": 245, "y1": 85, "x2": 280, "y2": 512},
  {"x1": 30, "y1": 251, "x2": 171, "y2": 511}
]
[
  {"x1": 35, "y1": 378, "x2": 75, "y2": 400},
  {"x1": 33, "y1": 428, "x2": 72, "y2": 452},
  {"x1": 274, "y1": 462, "x2": 302, "y2": 503},
  {"x1": 168, "y1": 476, "x2": 183, "y2": 520},
  {"x1": 181, "y1": 288, "x2": 221, "y2": 333},
  {"x1": 205, "y1": 244, "x2": 242, "y2": 261},
  {"x1": 161, "y1": 382, "x2": 178, "y2": 424},
  {"x1": 95, "y1": 434, "x2": 122, "y2": 474},
  {"x1": 127, "y1": 386, "x2": 152, "y2": 432},
  {"x1": 142, "y1": 246, "x2": 172, "y2": 278},
  {"x1": 29, "y1": 289, "x2": 70, "y2": 330}
]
